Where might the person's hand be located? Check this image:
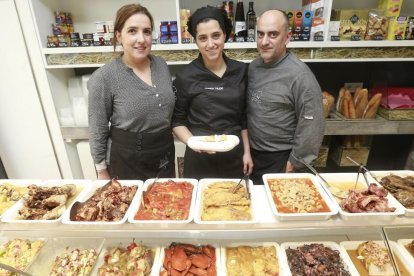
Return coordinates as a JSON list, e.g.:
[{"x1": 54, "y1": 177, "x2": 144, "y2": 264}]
[
  {"x1": 243, "y1": 152, "x2": 253, "y2": 175},
  {"x1": 97, "y1": 168, "x2": 111, "y2": 180},
  {"x1": 285, "y1": 161, "x2": 294, "y2": 173}
]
